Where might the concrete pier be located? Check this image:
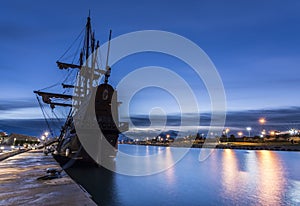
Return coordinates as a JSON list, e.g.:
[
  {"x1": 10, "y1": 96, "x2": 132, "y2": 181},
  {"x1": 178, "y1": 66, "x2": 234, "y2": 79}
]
[
  {"x1": 0, "y1": 150, "x2": 97, "y2": 206},
  {"x1": 0, "y1": 149, "x2": 28, "y2": 161}
]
